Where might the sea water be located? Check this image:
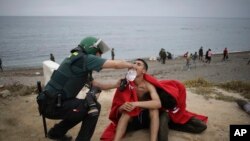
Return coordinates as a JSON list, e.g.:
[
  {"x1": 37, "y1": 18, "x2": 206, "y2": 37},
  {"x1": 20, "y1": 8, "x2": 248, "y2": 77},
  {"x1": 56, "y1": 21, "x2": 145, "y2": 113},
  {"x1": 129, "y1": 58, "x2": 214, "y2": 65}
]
[{"x1": 0, "y1": 16, "x2": 250, "y2": 68}]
